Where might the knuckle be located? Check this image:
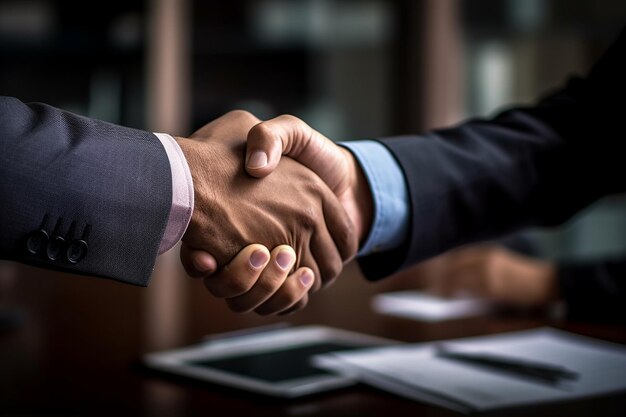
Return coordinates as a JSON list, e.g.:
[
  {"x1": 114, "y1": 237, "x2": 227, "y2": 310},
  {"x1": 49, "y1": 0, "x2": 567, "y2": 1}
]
[
  {"x1": 299, "y1": 206, "x2": 320, "y2": 230},
  {"x1": 273, "y1": 281, "x2": 303, "y2": 309},
  {"x1": 226, "y1": 109, "x2": 259, "y2": 126},
  {"x1": 249, "y1": 121, "x2": 274, "y2": 141},
  {"x1": 249, "y1": 122, "x2": 283, "y2": 154},
  {"x1": 255, "y1": 275, "x2": 282, "y2": 297},
  {"x1": 223, "y1": 275, "x2": 254, "y2": 296},
  {"x1": 252, "y1": 278, "x2": 303, "y2": 316},
  {"x1": 204, "y1": 276, "x2": 252, "y2": 298},
  {"x1": 336, "y1": 220, "x2": 358, "y2": 260},
  {"x1": 276, "y1": 114, "x2": 300, "y2": 124},
  {"x1": 226, "y1": 109, "x2": 253, "y2": 120},
  {"x1": 320, "y1": 257, "x2": 342, "y2": 286},
  {"x1": 308, "y1": 173, "x2": 326, "y2": 190}
]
